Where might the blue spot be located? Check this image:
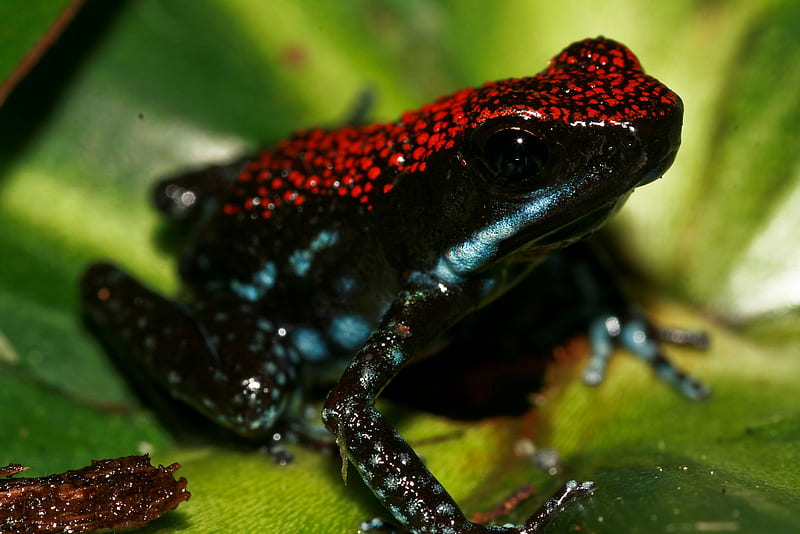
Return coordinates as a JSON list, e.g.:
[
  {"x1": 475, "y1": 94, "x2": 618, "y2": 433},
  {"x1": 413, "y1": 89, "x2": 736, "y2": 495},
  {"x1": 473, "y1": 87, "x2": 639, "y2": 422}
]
[
  {"x1": 292, "y1": 327, "x2": 329, "y2": 361},
  {"x1": 231, "y1": 280, "x2": 259, "y2": 301},
  {"x1": 329, "y1": 315, "x2": 371, "y2": 350},
  {"x1": 254, "y1": 262, "x2": 277, "y2": 288},
  {"x1": 230, "y1": 262, "x2": 277, "y2": 301},
  {"x1": 310, "y1": 229, "x2": 338, "y2": 250},
  {"x1": 388, "y1": 348, "x2": 405, "y2": 366},
  {"x1": 289, "y1": 230, "x2": 339, "y2": 277},
  {"x1": 288, "y1": 249, "x2": 312, "y2": 277}
]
